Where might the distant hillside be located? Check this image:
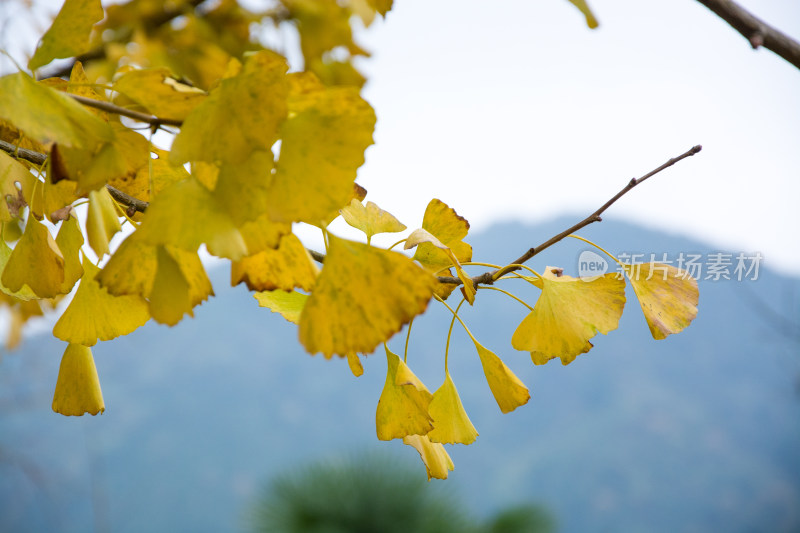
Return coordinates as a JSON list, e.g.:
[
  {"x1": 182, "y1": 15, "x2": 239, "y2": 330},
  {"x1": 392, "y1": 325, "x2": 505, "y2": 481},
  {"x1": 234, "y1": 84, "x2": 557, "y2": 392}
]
[{"x1": 1, "y1": 217, "x2": 798, "y2": 533}]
